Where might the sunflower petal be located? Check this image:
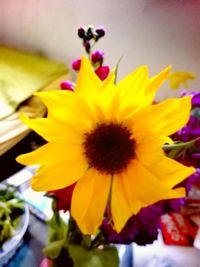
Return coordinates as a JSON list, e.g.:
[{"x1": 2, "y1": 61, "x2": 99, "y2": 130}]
[
  {"x1": 76, "y1": 56, "x2": 101, "y2": 99},
  {"x1": 132, "y1": 96, "x2": 192, "y2": 136},
  {"x1": 145, "y1": 66, "x2": 171, "y2": 105},
  {"x1": 117, "y1": 66, "x2": 148, "y2": 108},
  {"x1": 125, "y1": 159, "x2": 186, "y2": 205},
  {"x1": 134, "y1": 134, "x2": 165, "y2": 166},
  {"x1": 148, "y1": 156, "x2": 195, "y2": 188},
  {"x1": 111, "y1": 174, "x2": 133, "y2": 233},
  {"x1": 117, "y1": 66, "x2": 171, "y2": 120},
  {"x1": 31, "y1": 157, "x2": 88, "y2": 191},
  {"x1": 71, "y1": 168, "x2": 111, "y2": 234},
  {"x1": 19, "y1": 114, "x2": 84, "y2": 142},
  {"x1": 96, "y1": 83, "x2": 120, "y2": 121},
  {"x1": 35, "y1": 91, "x2": 95, "y2": 130},
  {"x1": 112, "y1": 157, "x2": 189, "y2": 233},
  {"x1": 120, "y1": 171, "x2": 144, "y2": 214},
  {"x1": 16, "y1": 141, "x2": 88, "y2": 191},
  {"x1": 34, "y1": 90, "x2": 72, "y2": 117},
  {"x1": 16, "y1": 141, "x2": 85, "y2": 166}
]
